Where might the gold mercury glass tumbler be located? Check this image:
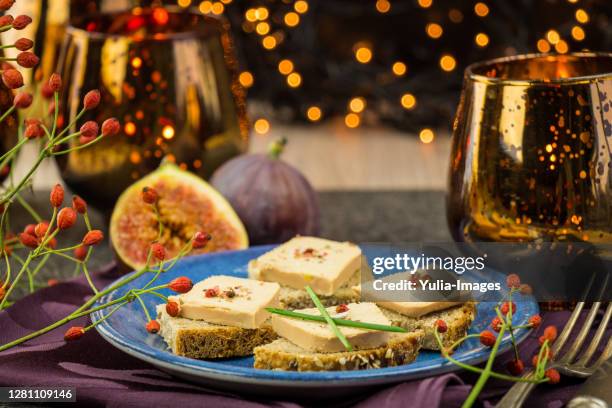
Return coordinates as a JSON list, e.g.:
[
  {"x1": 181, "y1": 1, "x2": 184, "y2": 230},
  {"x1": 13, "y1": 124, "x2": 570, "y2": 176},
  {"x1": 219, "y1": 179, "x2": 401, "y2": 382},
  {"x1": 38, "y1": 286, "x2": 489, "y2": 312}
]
[
  {"x1": 447, "y1": 53, "x2": 612, "y2": 243},
  {"x1": 55, "y1": 7, "x2": 248, "y2": 211}
]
